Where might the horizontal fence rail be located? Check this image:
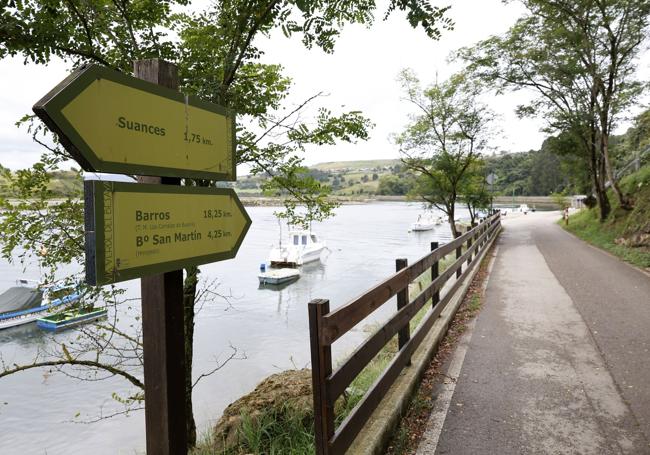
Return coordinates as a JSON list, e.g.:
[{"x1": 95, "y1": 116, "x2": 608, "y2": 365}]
[{"x1": 309, "y1": 212, "x2": 501, "y2": 454}]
